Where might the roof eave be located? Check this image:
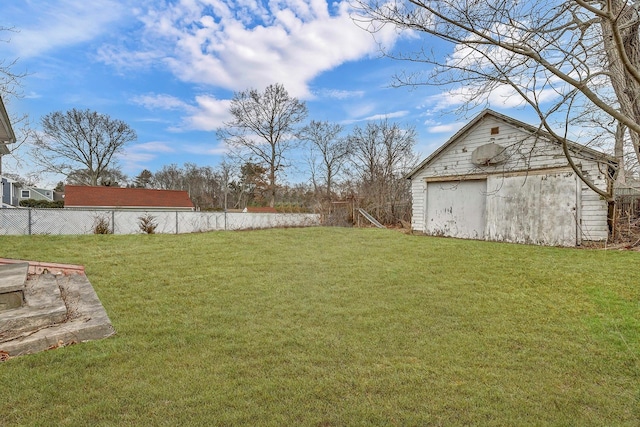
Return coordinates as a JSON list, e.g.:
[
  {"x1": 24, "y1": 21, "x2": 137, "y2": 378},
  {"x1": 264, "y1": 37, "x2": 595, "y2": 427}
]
[
  {"x1": 0, "y1": 96, "x2": 16, "y2": 145},
  {"x1": 406, "y1": 109, "x2": 496, "y2": 180},
  {"x1": 406, "y1": 109, "x2": 617, "y2": 180}
]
